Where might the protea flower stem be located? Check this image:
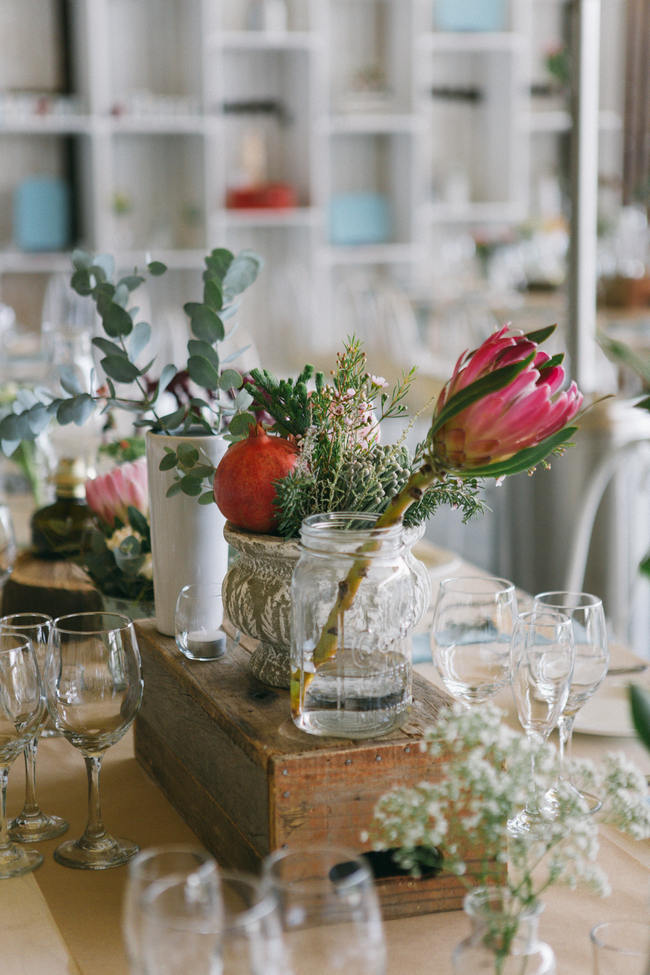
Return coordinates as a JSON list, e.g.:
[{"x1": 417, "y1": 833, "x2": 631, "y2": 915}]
[{"x1": 290, "y1": 461, "x2": 440, "y2": 713}]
